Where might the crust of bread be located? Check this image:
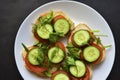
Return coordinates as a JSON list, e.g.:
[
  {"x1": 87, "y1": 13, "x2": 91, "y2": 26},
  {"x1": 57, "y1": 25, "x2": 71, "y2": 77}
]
[
  {"x1": 22, "y1": 46, "x2": 48, "y2": 78},
  {"x1": 68, "y1": 23, "x2": 106, "y2": 65},
  {"x1": 87, "y1": 65, "x2": 93, "y2": 80}
]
